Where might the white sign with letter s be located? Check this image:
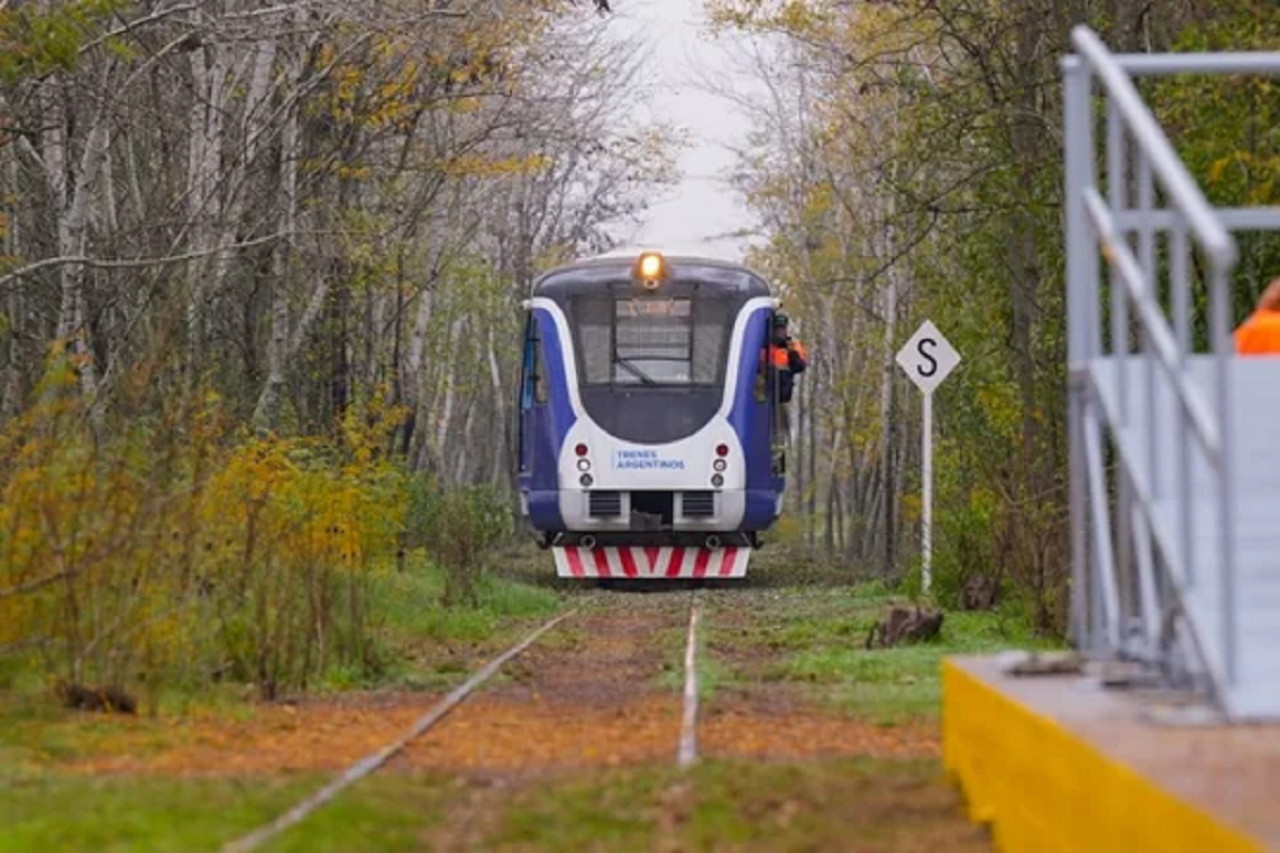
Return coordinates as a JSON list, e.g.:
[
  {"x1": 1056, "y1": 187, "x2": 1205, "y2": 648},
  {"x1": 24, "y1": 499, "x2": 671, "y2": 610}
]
[
  {"x1": 895, "y1": 319, "x2": 961, "y2": 595},
  {"x1": 895, "y1": 320, "x2": 960, "y2": 395}
]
